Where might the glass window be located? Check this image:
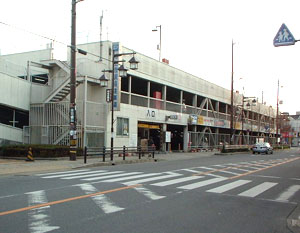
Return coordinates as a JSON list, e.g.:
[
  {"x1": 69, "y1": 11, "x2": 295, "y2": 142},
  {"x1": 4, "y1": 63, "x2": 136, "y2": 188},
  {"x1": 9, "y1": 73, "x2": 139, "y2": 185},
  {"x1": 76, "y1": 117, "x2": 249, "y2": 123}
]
[{"x1": 117, "y1": 118, "x2": 129, "y2": 136}]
